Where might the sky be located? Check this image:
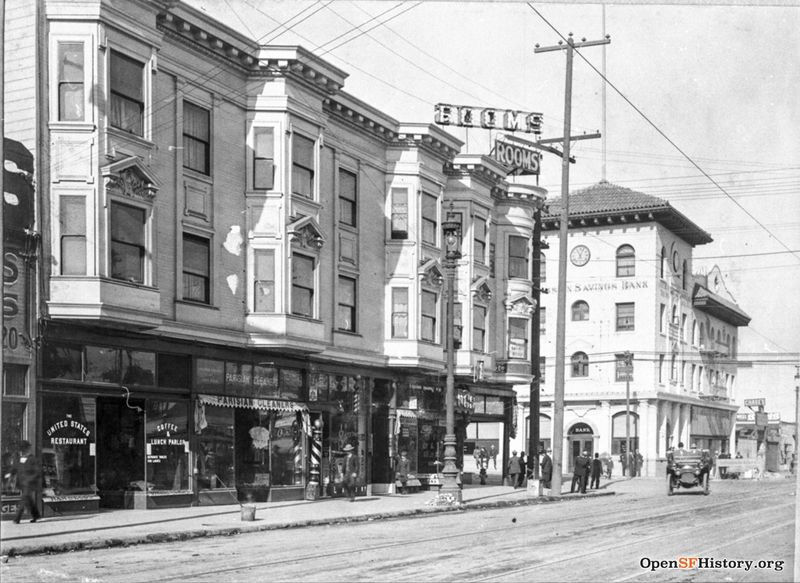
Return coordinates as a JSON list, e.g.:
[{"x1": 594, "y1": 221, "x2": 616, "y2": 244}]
[{"x1": 186, "y1": 0, "x2": 800, "y2": 418}]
